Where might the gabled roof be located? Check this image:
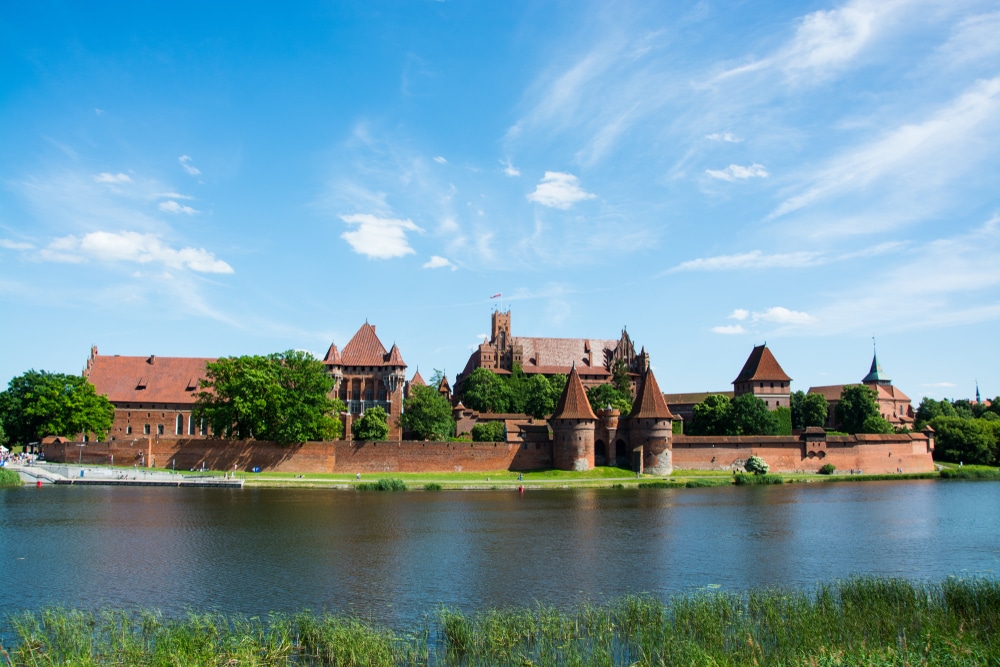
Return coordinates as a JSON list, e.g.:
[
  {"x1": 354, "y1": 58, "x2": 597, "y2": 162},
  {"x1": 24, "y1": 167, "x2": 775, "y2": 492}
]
[
  {"x1": 862, "y1": 352, "x2": 891, "y2": 384},
  {"x1": 340, "y1": 323, "x2": 391, "y2": 367},
  {"x1": 551, "y1": 364, "x2": 597, "y2": 420},
  {"x1": 733, "y1": 344, "x2": 791, "y2": 384},
  {"x1": 518, "y1": 336, "x2": 619, "y2": 373},
  {"x1": 630, "y1": 368, "x2": 675, "y2": 419},
  {"x1": 384, "y1": 343, "x2": 405, "y2": 367},
  {"x1": 409, "y1": 370, "x2": 425, "y2": 387},
  {"x1": 86, "y1": 354, "x2": 212, "y2": 405}
]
